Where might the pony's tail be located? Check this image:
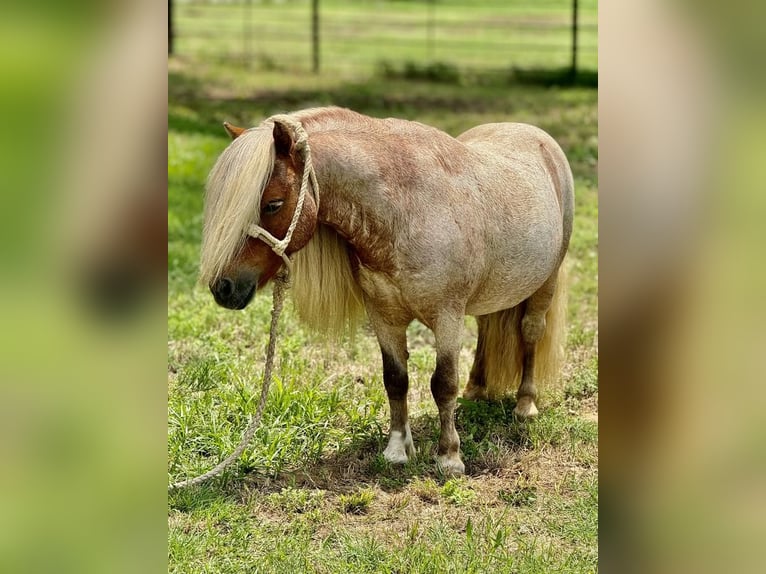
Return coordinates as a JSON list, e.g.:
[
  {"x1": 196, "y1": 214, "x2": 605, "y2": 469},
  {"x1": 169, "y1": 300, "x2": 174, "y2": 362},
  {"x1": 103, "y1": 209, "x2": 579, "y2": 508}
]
[
  {"x1": 465, "y1": 264, "x2": 568, "y2": 402},
  {"x1": 532, "y1": 264, "x2": 568, "y2": 398}
]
